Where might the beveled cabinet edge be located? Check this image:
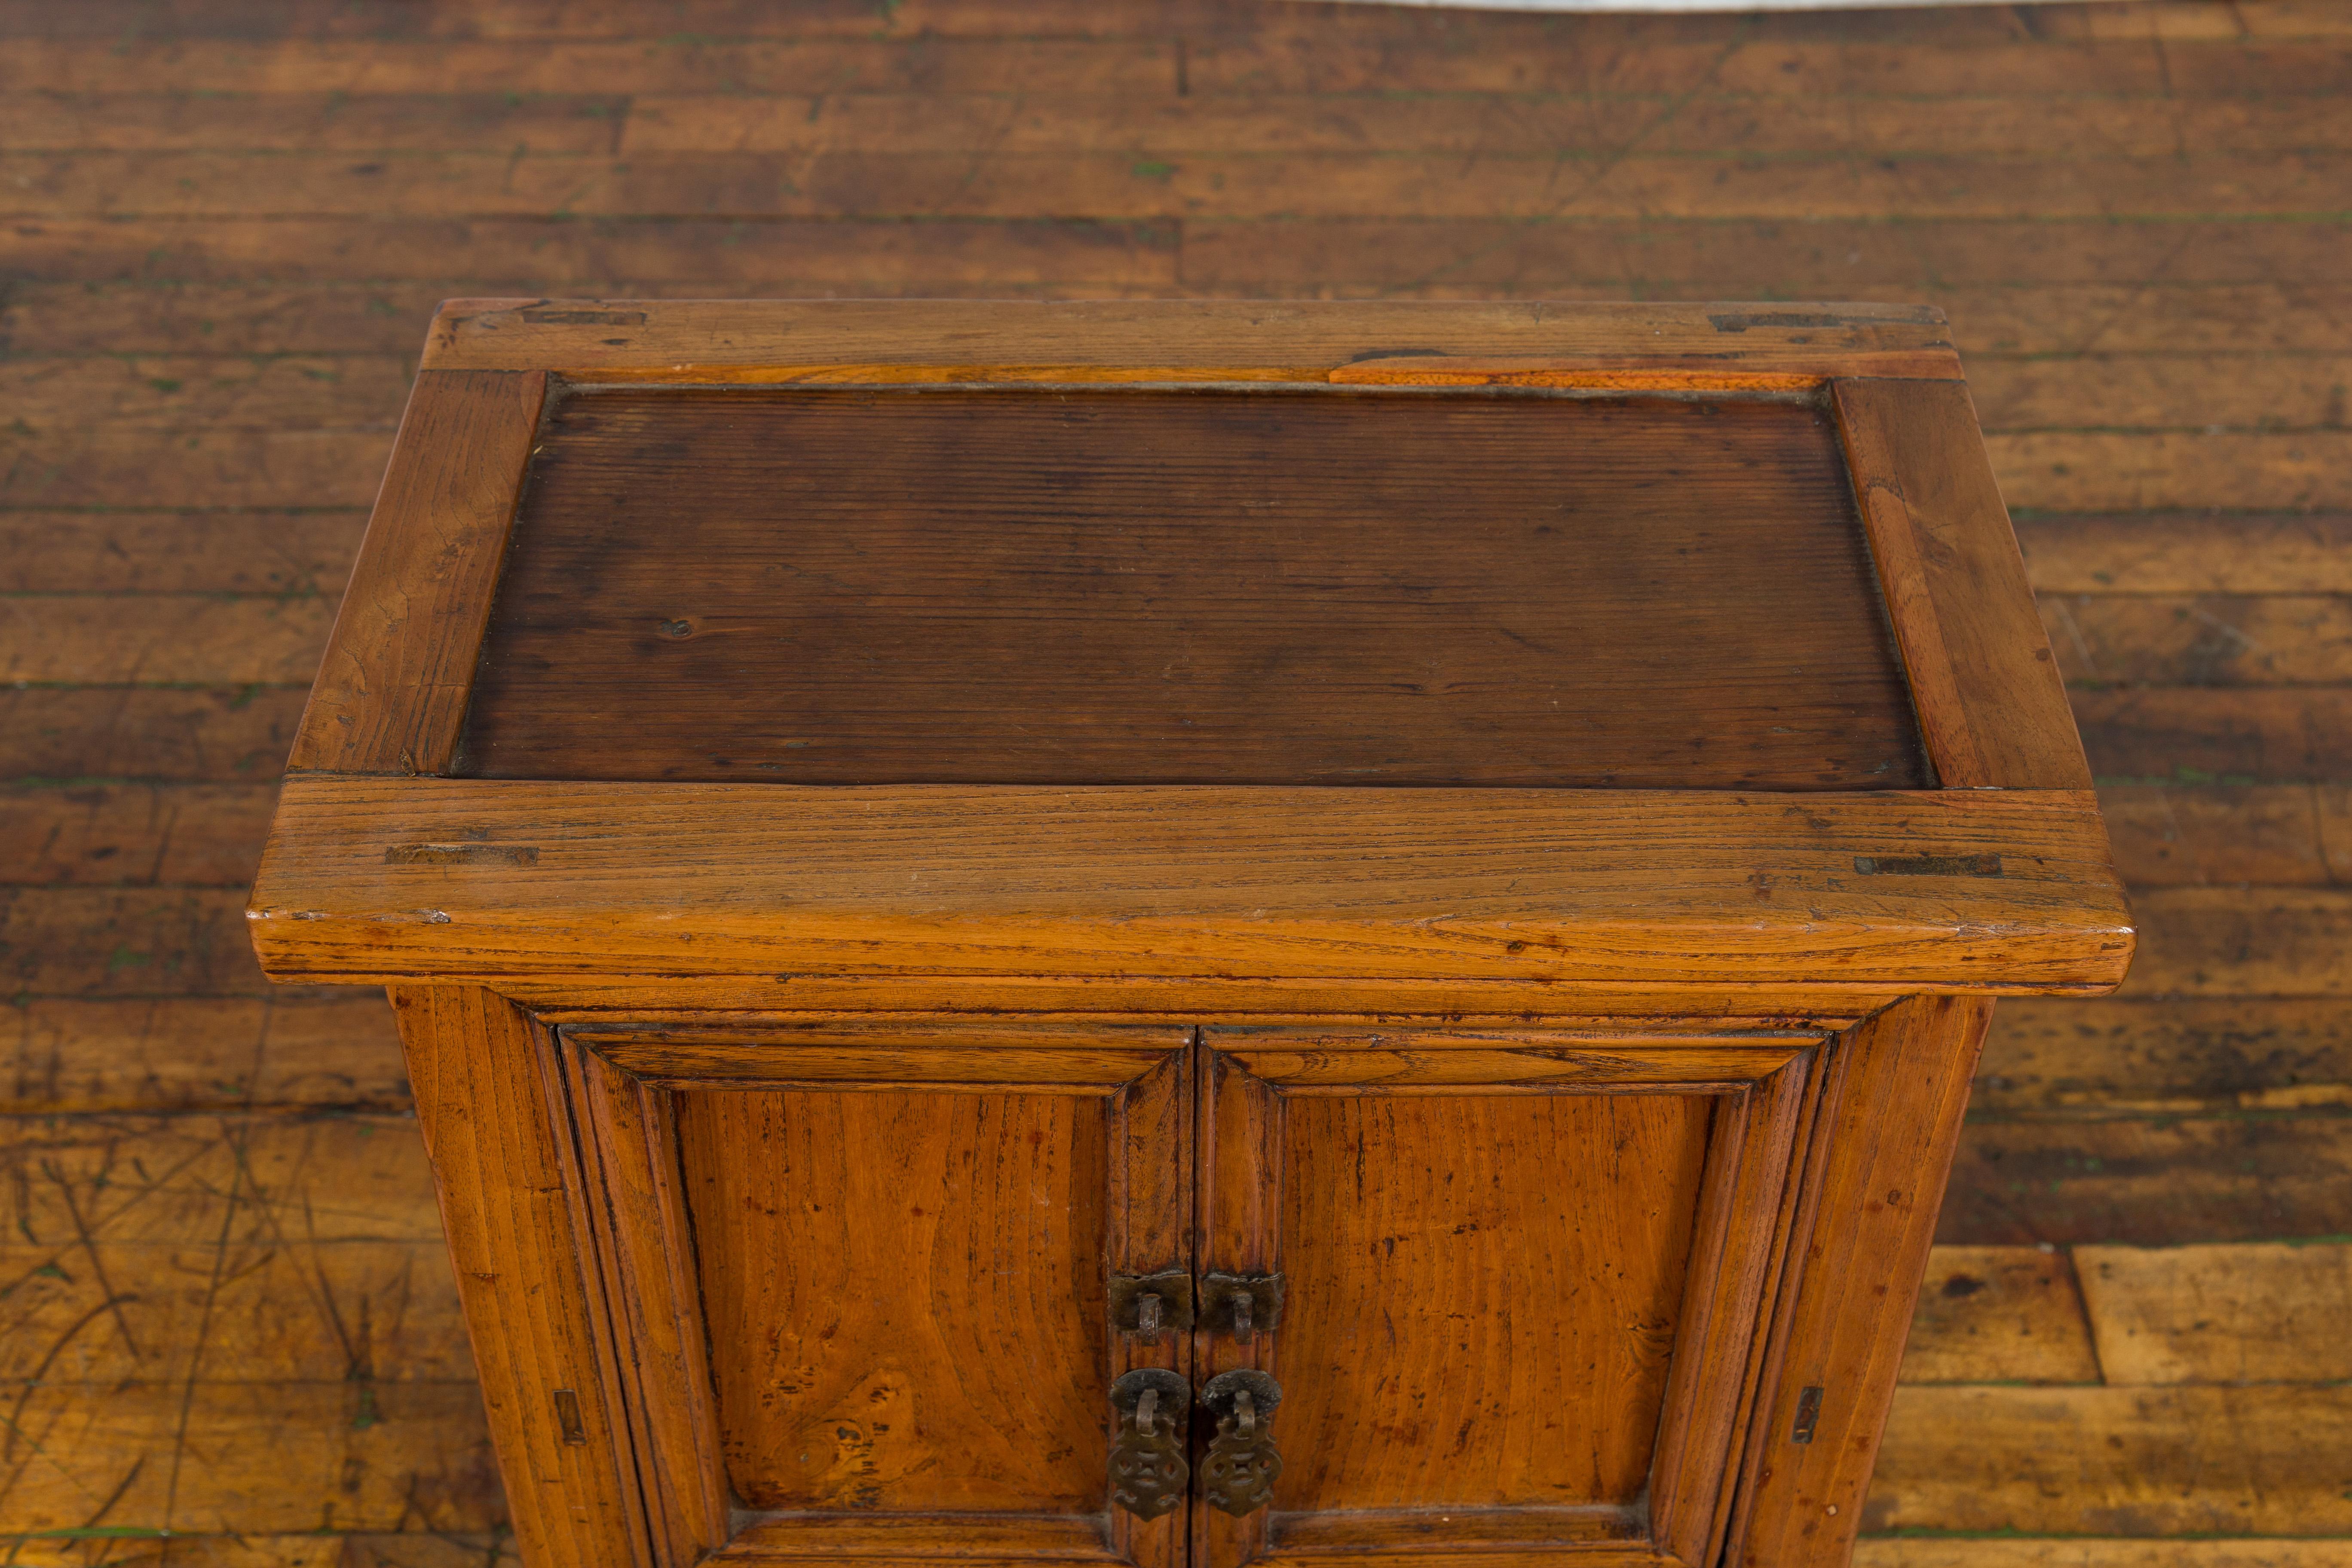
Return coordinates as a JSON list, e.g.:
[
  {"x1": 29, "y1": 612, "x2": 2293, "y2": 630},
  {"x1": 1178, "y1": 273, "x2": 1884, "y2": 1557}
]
[
  {"x1": 421, "y1": 297, "x2": 1963, "y2": 382},
  {"x1": 249, "y1": 778, "x2": 2134, "y2": 995},
  {"x1": 288, "y1": 368, "x2": 546, "y2": 776},
  {"x1": 1834, "y1": 377, "x2": 2093, "y2": 792}
]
